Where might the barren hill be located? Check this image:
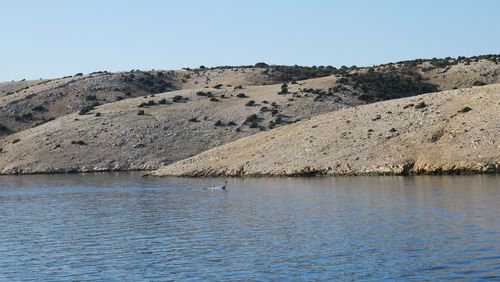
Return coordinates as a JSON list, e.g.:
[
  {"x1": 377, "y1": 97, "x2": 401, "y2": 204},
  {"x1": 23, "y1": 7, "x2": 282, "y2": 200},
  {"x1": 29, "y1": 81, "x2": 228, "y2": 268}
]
[
  {"x1": 0, "y1": 55, "x2": 499, "y2": 175},
  {"x1": 0, "y1": 79, "x2": 359, "y2": 174},
  {"x1": 152, "y1": 84, "x2": 500, "y2": 177},
  {"x1": 1, "y1": 55, "x2": 499, "y2": 136}
]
